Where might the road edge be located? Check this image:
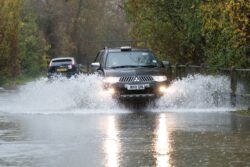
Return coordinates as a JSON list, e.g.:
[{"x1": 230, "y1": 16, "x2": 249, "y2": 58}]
[{"x1": 232, "y1": 108, "x2": 250, "y2": 117}]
